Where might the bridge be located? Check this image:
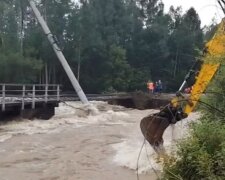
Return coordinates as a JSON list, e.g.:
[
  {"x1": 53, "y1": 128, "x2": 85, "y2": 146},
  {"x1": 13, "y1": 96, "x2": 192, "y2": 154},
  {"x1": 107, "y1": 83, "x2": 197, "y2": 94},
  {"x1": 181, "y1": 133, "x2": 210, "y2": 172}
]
[
  {"x1": 0, "y1": 84, "x2": 174, "y2": 120},
  {"x1": 0, "y1": 84, "x2": 60, "y2": 120}
]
